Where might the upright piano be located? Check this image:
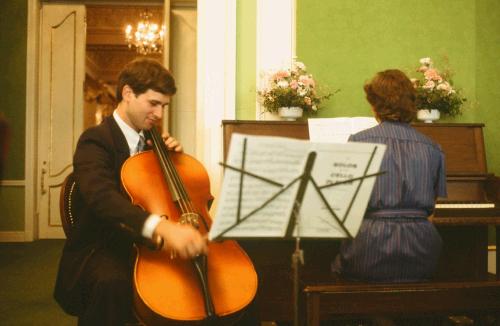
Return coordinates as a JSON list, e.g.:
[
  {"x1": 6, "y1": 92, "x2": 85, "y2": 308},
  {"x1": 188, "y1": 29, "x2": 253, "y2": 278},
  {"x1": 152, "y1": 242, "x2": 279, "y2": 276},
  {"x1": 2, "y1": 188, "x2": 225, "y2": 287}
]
[{"x1": 221, "y1": 120, "x2": 500, "y2": 322}]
